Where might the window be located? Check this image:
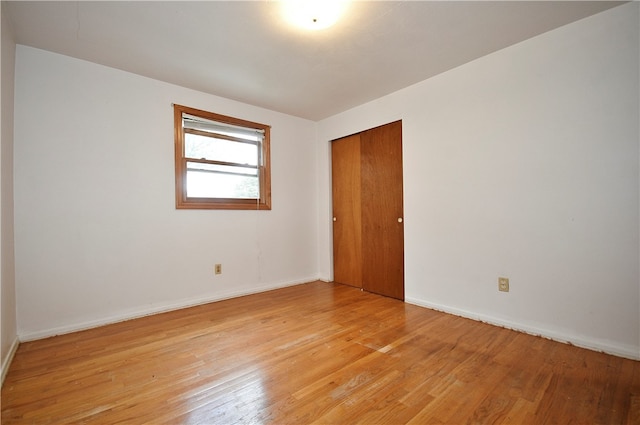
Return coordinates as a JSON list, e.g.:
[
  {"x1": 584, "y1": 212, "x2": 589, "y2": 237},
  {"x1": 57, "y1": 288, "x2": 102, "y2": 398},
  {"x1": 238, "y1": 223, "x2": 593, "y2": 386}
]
[{"x1": 174, "y1": 104, "x2": 271, "y2": 210}]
